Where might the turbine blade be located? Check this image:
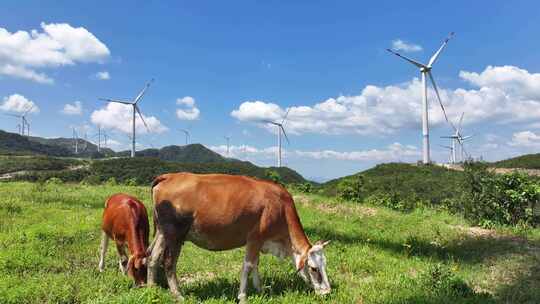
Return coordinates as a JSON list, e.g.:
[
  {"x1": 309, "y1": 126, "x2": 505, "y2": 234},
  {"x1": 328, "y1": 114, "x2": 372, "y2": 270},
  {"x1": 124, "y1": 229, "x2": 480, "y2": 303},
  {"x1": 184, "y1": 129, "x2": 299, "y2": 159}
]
[
  {"x1": 428, "y1": 32, "x2": 454, "y2": 67},
  {"x1": 135, "y1": 105, "x2": 150, "y2": 132},
  {"x1": 458, "y1": 112, "x2": 465, "y2": 130},
  {"x1": 427, "y1": 71, "x2": 449, "y2": 123},
  {"x1": 4, "y1": 113, "x2": 21, "y2": 118},
  {"x1": 386, "y1": 48, "x2": 427, "y2": 69},
  {"x1": 22, "y1": 105, "x2": 34, "y2": 116},
  {"x1": 134, "y1": 79, "x2": 154, "y2": 104},
  {"x1": 280, "y1": 125, "x2": 290, "y2": 145},
  {"x1": 281, "y1": 108, "x2": 291, "y2": 125},
  {"x1": 100, "y1": 98, "x2": 133, "y2": 105}
]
